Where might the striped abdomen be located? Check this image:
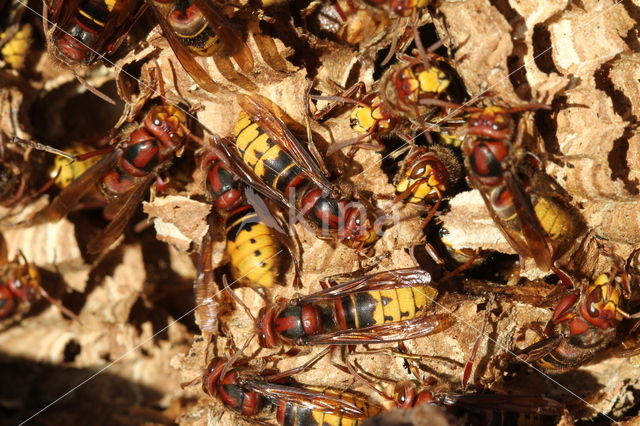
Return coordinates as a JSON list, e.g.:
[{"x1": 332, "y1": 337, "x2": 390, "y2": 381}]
[
  {"x1": 234, "y1": 112, "x2": 309, "y2": 198},
  {"x1": 225, "y1": 205, "x2": 280, "y2": 288},
  {"x1": 535, "y1": 340, "x2": 599, "y2": 372},
  {"x1": 334, "y1": 285, "x2": 436, "y2": 330},
  {"x1": 275, "y1": 387, "x2": 381, "y2": 426},
  {"x1": 163, "y1": 1, "x2": 221, "y2": 56},
  {"x1": 50, "y1": 145, "x2": 104, "y2": 189},
  {"x1": 55, "y1": 0, "x2": 115, "y2": 63},
  {"x1": 532, "y1": 196, "x2": 575, "y2": 242}
]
